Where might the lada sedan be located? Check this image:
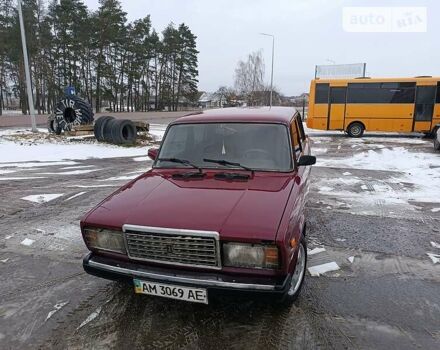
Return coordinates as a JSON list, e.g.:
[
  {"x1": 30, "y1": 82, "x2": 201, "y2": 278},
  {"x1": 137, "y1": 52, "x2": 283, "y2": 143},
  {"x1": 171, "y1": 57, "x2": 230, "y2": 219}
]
[{"x1": 81, "y1": 107, "x2": 316, "y2": 304}]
